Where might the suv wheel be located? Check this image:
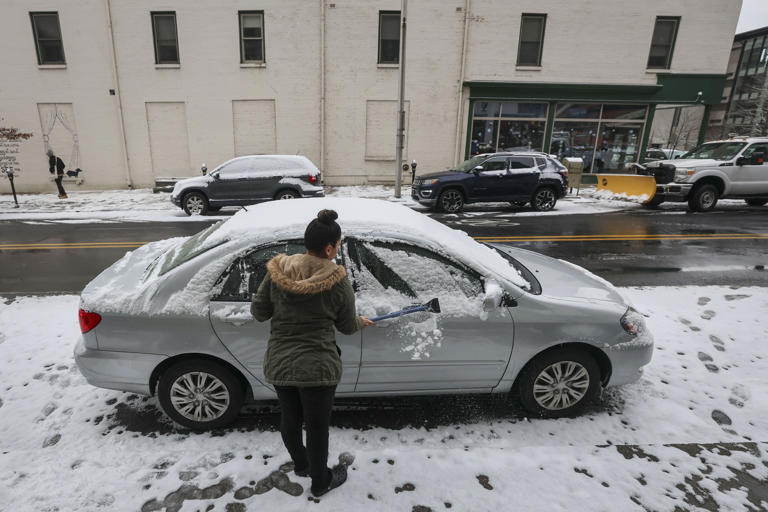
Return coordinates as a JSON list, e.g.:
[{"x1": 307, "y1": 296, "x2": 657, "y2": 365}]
[
  {"x1": 438, "y1": 189, "x2": 465, "y2": 213},
  {"x1": 688, "y1": 184, "x2": 719, "y2": 212},
  {"x1": 518, "y1": 348, "x2": 601, "y2": 418},
  {"x1": 745, "y1": 198, "x2": 768, "y2": 207},
  {"x1": 275, "y1": 189, "x2": 299, "y2": 200},
  {"x1": 157, "y1": 359, "x2": 244, "y2": 430},
  {"x1": 531, "y1": 187, "x2": 557, "y2": 211},
  {"x1": 183, "y1": 192, "x2": 209, "y2": 216}
]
